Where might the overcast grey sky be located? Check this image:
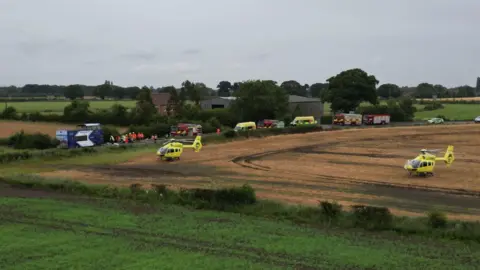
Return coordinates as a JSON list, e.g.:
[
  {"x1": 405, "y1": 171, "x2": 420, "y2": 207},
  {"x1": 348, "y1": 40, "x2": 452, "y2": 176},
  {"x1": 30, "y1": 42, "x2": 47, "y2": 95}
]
[{"x1": 1, "y1": 0, "x2": 479, "y2": 88}]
